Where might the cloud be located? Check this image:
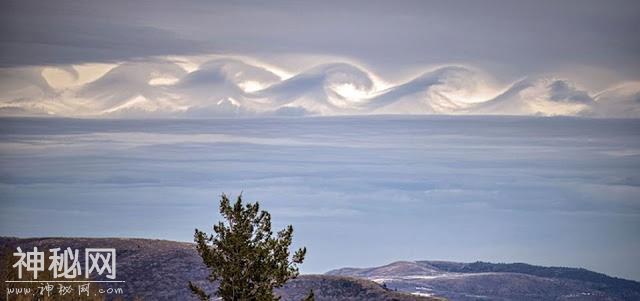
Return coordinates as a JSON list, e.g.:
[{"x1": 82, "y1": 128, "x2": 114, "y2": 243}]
[
  {"x1": 0, "y1": 67, "x2": 54, "y2": 100},
  {"x1": 362, "y1": 66, "x2": 472, "y2": 114},
  {"x1": 0, "y1": 1, "x2": 206, "y2": 67},
  {"x1": 77, "y1": 61, "x2": 186, "y2": 112},
  {"x1": 172, "y1": 58, "x2": 279, "y2": 116},
  {"x1": 471, "y1": 78, "x2": 597, "y2": 116},
  {"x1": 1, "y1": 57, "x2": 639, "y2": 118},
  {"x1": 591, "y1": 82, "x2": 640, "y2": 118},
  {"x1": 251, "y1": 63, "x2": 375, "y2": 114},
  {"x1": 548, "y1": 80, "x2": 594, "y2": 104}
]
